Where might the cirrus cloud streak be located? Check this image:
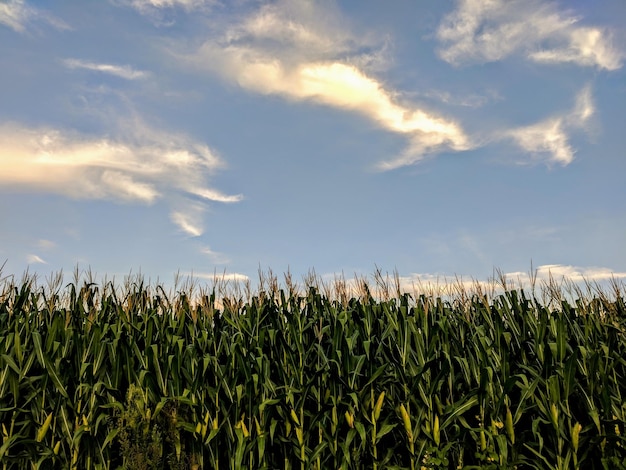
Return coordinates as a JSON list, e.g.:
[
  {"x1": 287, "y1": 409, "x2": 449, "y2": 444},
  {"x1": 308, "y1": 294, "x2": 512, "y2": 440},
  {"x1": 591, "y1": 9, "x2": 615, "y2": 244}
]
[
  {"x1": 63, "y1": 58, "x2": 149, "y2": 80},
  {"x1": 0, "y1": 0, "x2": 69, "y2": 33}
]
